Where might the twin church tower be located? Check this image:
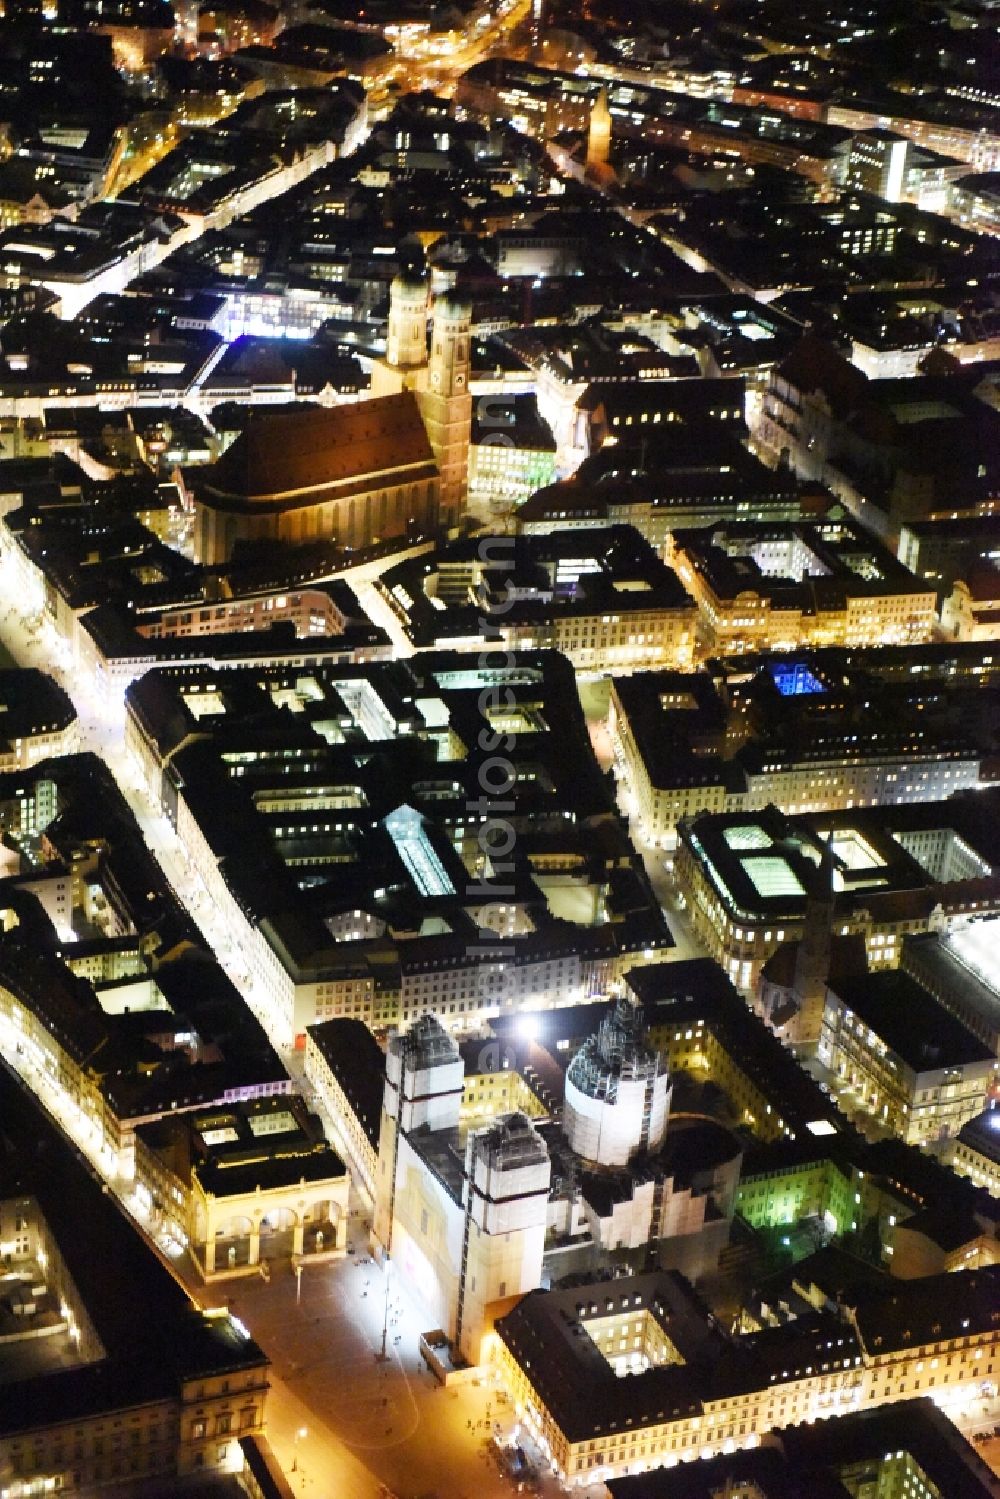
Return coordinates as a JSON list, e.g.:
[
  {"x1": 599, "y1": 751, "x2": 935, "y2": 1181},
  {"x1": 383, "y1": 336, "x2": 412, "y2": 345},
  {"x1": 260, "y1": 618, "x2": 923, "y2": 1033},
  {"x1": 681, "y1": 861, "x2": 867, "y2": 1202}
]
[
  {"x1": 372, "y1": 270, "x2": 473, "y2": 529},
  {"x1": 191, "y1": 271, "x2": 472, "y2": 564}
]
